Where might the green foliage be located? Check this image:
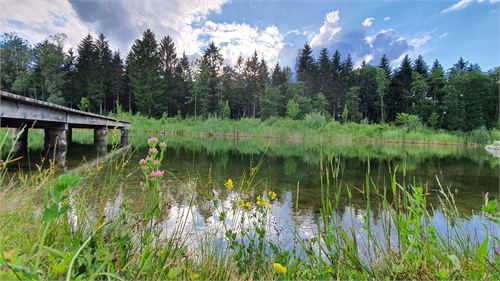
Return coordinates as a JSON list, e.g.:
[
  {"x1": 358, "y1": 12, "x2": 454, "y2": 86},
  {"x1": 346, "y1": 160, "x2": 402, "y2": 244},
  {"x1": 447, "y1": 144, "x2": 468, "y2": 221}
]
[
  {"x1": 1, "y1": 31, "x2": 498, "y2": 133},
  {"x1": 394, "y1": 113, "x2": 423, "y2": 131},
  {"x1": 303, "y1": 112, "x2": 326, "y2": 129},
  {"x1": 428, "y1": 112, "x2": 439, "y2": 129},
  {"x1": 43, "y1": 175, "x2": 80, "y2": 223},
  {"x1": 286, "y1": 99, "x2": 300, "y2": 119},
  {"x1": 222, "y1": 100, "x2": 231, "y2": 119},
  {"x1": 78, "y1": 97, "x2": 89, "y2": 112}
]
